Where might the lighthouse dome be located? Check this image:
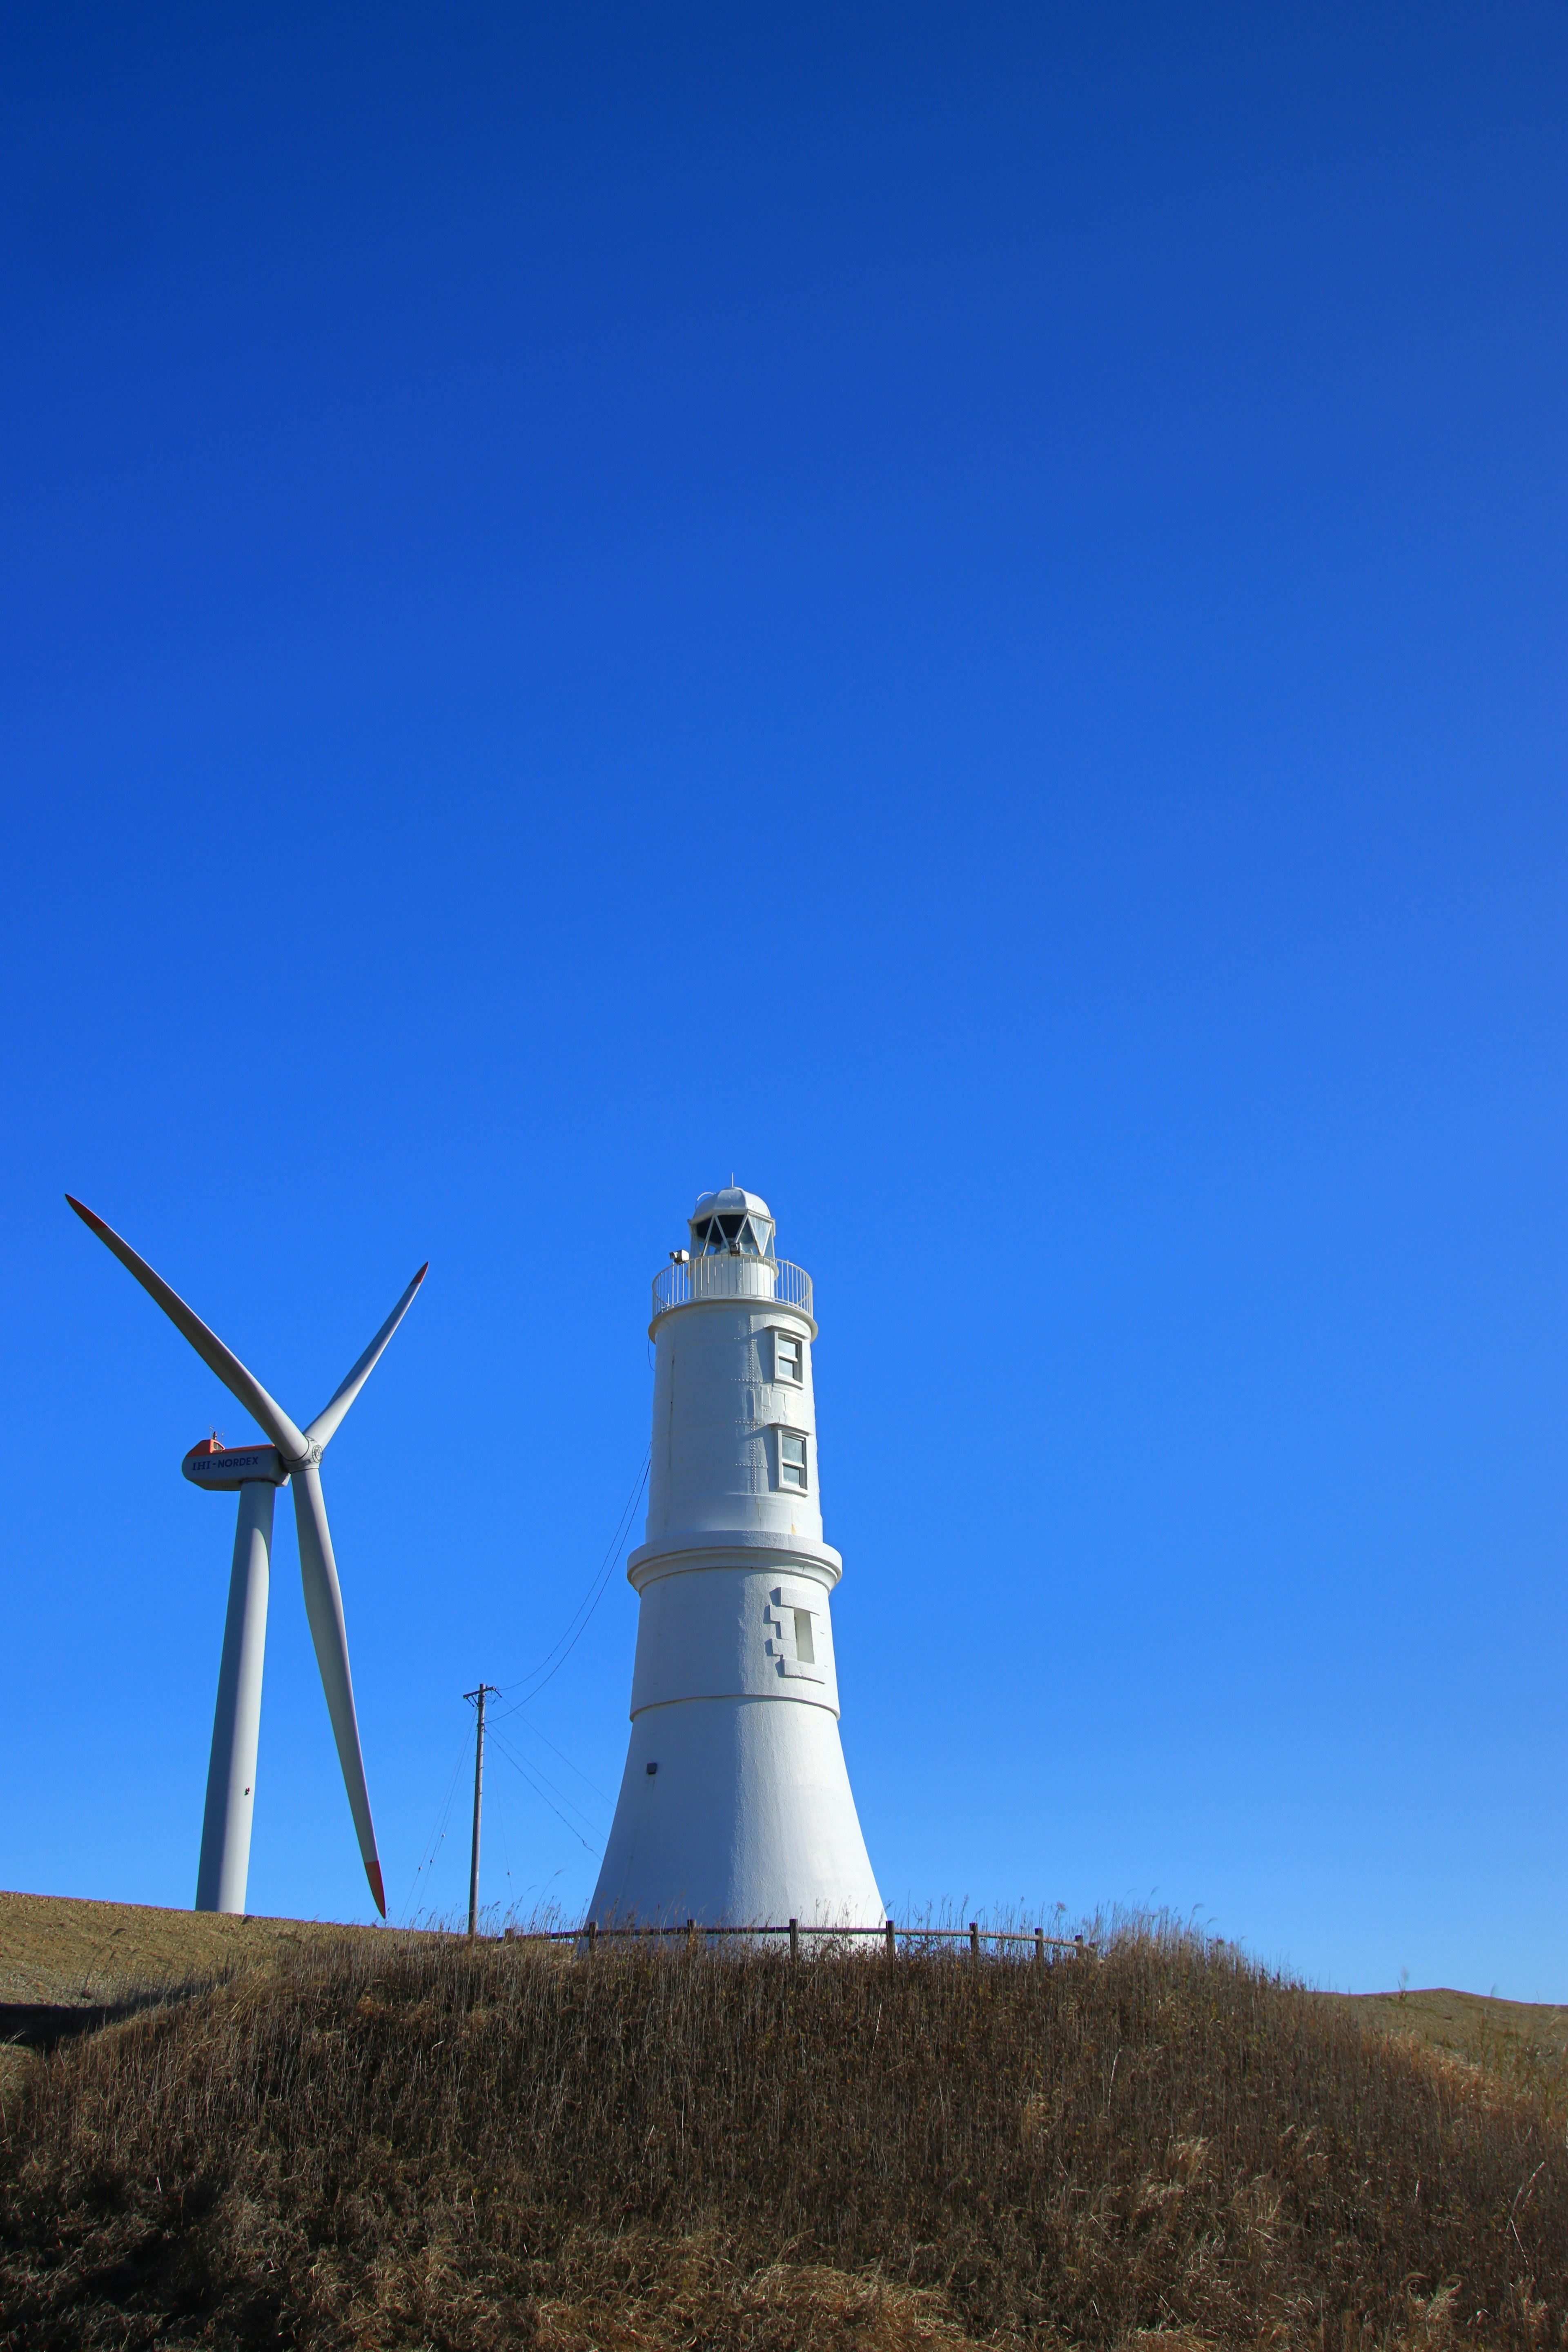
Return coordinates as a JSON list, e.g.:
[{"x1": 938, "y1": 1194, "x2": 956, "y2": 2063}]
[{"x1": 689, "y1": 1186, "x2": 775, "y2": 1258}]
